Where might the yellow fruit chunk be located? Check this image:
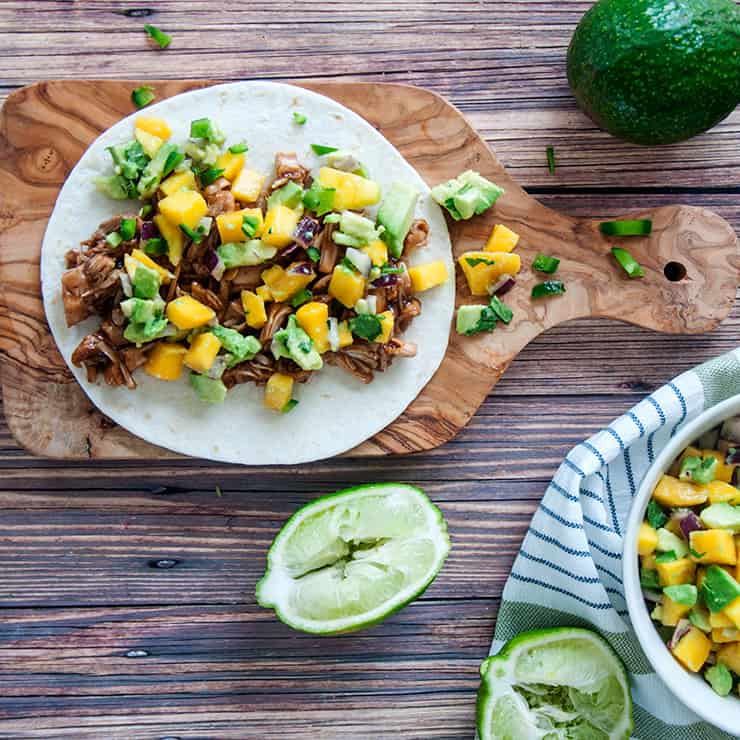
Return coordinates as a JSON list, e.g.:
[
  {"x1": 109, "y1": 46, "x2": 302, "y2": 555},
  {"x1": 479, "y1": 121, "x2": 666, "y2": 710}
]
[
  {"x1": 328, "y1": 264, "x2": 366, "y2": 308},
  {"x1": 700, "y1": 449, "x2": 736, "y2": 484},
  {"x1": 719, "y1": 643, "x2": 740, "y2": 675},
  {"x1": 408, "y1": 261, "x2": 449, "y2": 293},
  {"x1": 707, "y1": 480, "x2": 740, "y2": 505},
  {"x1": 338, "y1": 320, "x2": 353, "y2": 348},
  {"x1": 166, "y1": 295, "x2": 216, "y2": 330},
  {"x1": 318, "y1": 167, "x2": 381, "y2": 210},
  {"x1": 638, "y1": 522, "x2": 659, "y2": 556},
  {"x1": 656, "y1": 557, "x2": 696, "y2": 587},
  {"x1": 661, "y1": 595, "x2": 692, "y2": 627},
  {"x1": 232, "y1": 168, "x2": 265, "y2": 203},
  {"x1": 458, "y1": 251, "x2": 522, "y2": 296},
  {"x1": 144, "y1": 343, "x2": 186, "y2": 381},
  {"x1": 134, "y1": 128, "x2": 164, "y2": 158},
  {"x1": 129, "y1": 248, "x2": 174, "y2": 284},
  {"x1": 216, "y1": 208, "x2": 264, "y2": 243},
  {"x1": 691, "y1": 529, "x2": 737, "y2": 565},
  {"x1": 642, "y1": 553, "x2": 657, "y2": 571},
  {"x1": 485, "y1": 224, "x2": 520, "y2": 253},
  {"x1": 256, "y1": 284, "x2": 273, "y2": 303},
  {"x1": 711, "y1": 610, "x2": 735, "y2": 629},
  {"x1": 158, "y1": 190, "x2": 209, "y2": 231},
  {"x1": 216, "y1": 150, "x2": 246, "y2": 182},
  {"x1": 723, "y1": 596, "x2": 740, "y2": 629},
  {"x1": 241, "y1": 290, "x2": 267, "y2": 330},
  {"x1": 160, "y1": 170, "x2": 197, "y2": 197},
  {"x1": 262, "y1": 205, "x2": 301, "y2": 248},
  {"x1": 362, "y1": 240, "x2": 388, "y2": 267},
  {"x1": 295, "y1": 302, "x2": 330, "y2": 353},
  {"x1": 652, "y1": 475, "x2": 708, "y2": 508},
  {"x1": 184, "y1": 332, "x2": 222, "y2": 374},
  {"x1": 153, "y1": 214, "x2": 185, "y2": 266},
  {"x1": 135, "y1": 116, "x2": 172, "y2": 140},
  {"x1": 374, "y1": 310, "x2": 394, "y2": 344},
  {"x1": 260, "y1": 263, "x2": 315, "y2": 303},
  {"x1": 264, "y1": 372, "x2": 294, "y2": 412},
  {"x1": 671, "y1": 626, "x2": 712, "y2": 672},
  {"x1": 712, "y1": 627, "x2": 740, "y2": 643}
]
